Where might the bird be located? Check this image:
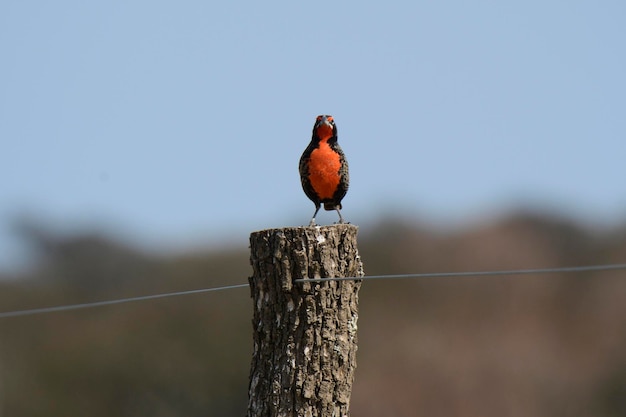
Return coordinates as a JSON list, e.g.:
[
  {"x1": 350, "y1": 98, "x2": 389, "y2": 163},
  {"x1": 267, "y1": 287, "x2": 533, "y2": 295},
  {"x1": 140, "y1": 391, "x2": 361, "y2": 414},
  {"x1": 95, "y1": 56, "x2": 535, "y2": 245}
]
[{"x1": 299, "y1": 115, "x2": 349, "y2": 226}]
